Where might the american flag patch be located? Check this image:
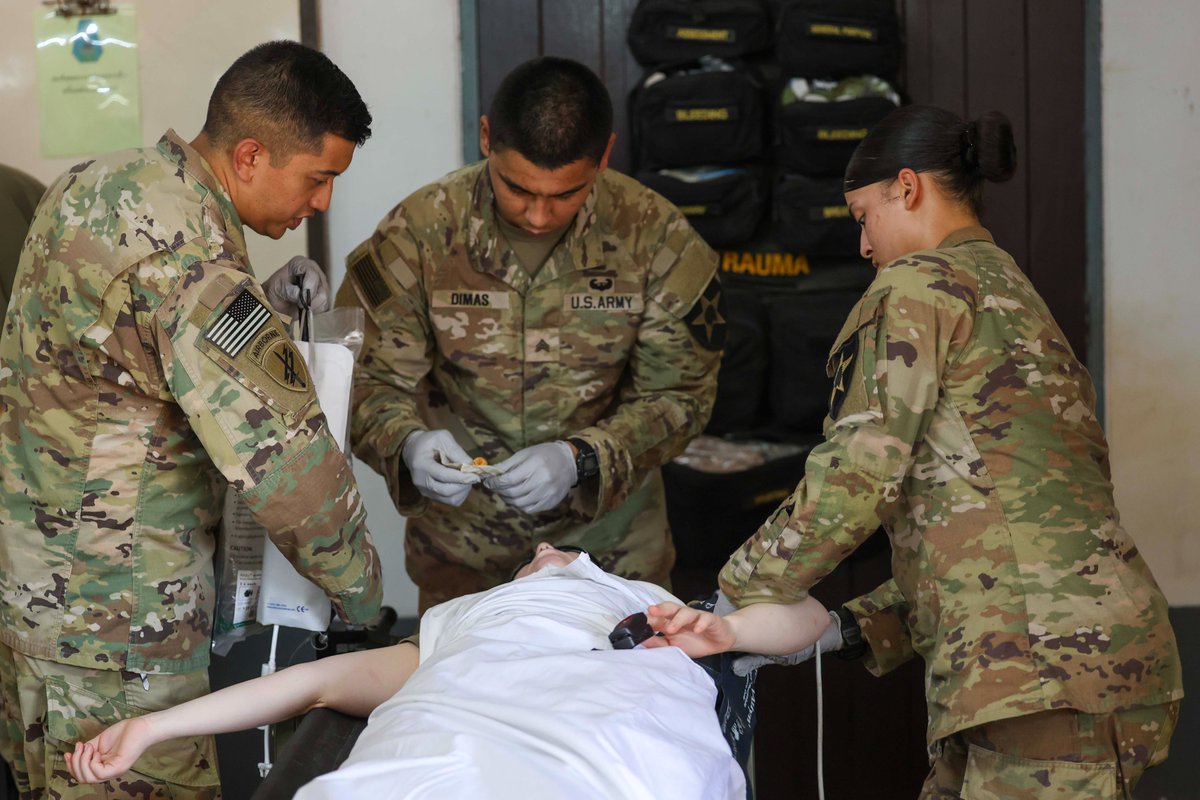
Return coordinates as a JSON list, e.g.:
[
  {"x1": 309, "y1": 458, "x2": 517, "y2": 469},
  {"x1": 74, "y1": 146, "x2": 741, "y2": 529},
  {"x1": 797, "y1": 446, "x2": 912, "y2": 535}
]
[{"x1": 204, "y1": 290, "x2": 271, "y2": 358}]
